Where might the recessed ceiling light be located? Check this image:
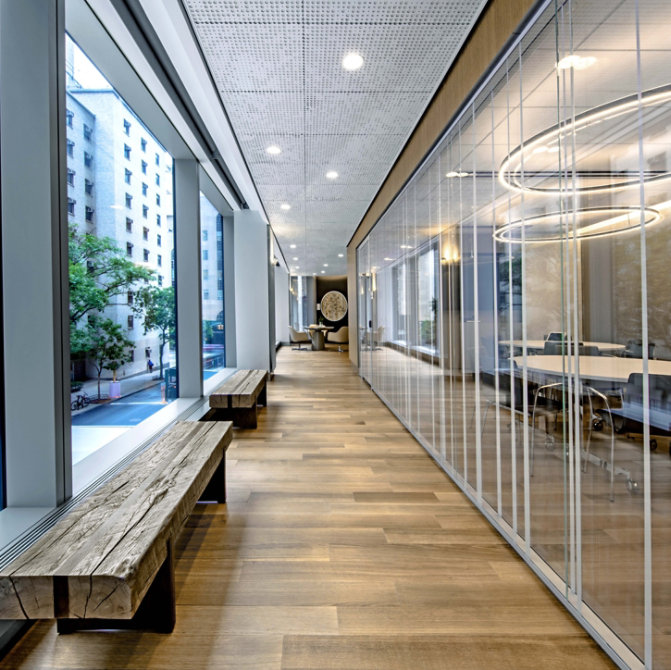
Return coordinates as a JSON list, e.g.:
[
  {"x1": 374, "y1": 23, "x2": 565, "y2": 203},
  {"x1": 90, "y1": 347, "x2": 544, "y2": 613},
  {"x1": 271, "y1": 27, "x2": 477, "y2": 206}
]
[
  {"x1": 445, "y1": 171, "x2": 470, "y2": 178},
  {"x1": 295, "y1": 265, "x2": 300, "y2": 269},
  {"x1": 321, "y1": 270, "x2": 326, "y2": 274},
  {"x1": 400, "y1": 244, "x2": 412, "y2": 249},
  {"x1": 338, "y1": 253, "x2": 344, "y2": 258},
  {"x1": 556, "y1": 54, "x2": 597, "y2": 71},
  {"x1": 342, "y1": 52, "x2": 364, "y2": 71},
  {"x1": 312, "y1": 272, "x2": 317, "y2": 275},
  {"x1": 292, "y1": 256, "x2": 298, "y2": 261},
  {"x1": 266, "y1": 145, "x2": 282, "y2": 155},
  {"x1": 325, "y1": 171, "x2": 339, "y2": 180},
  {"x1": 280, "y1": 203, "x2": 291, "y2": 210},
  {"x1": 290, "y1": 244, "x2": 296, "y2": 249},
  {"x1": 384, "y1": 257, "x2": 393, "y2": 261},
  {"x1": 323, "y1": 263, "x2": 328, "y2": 267}
]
